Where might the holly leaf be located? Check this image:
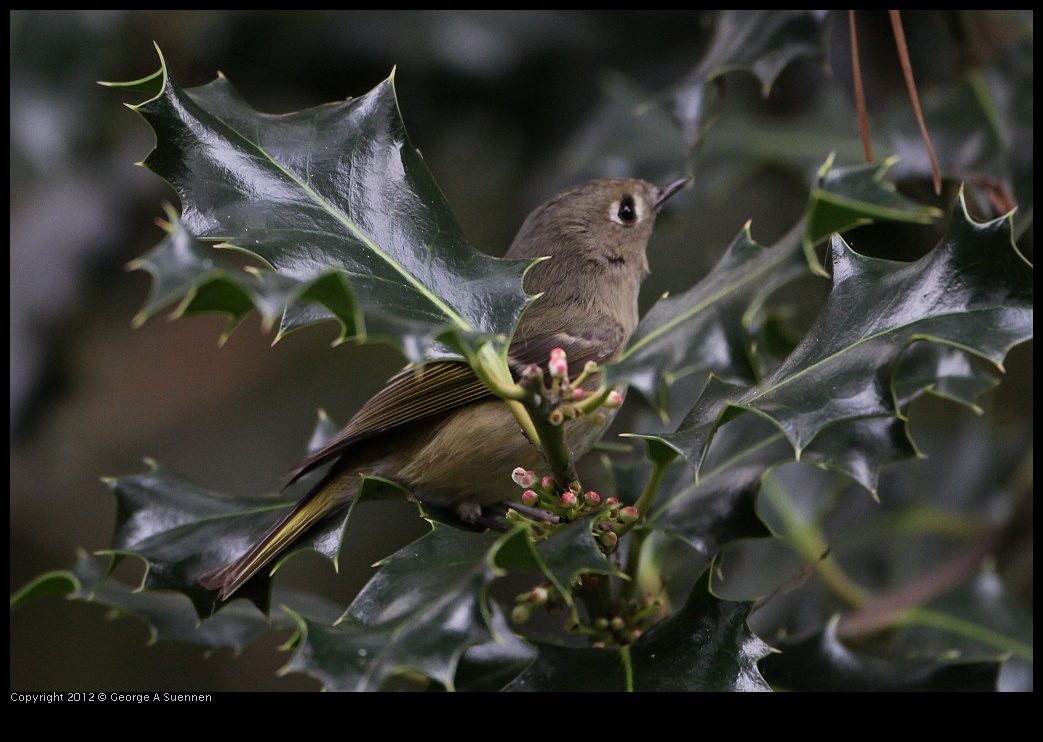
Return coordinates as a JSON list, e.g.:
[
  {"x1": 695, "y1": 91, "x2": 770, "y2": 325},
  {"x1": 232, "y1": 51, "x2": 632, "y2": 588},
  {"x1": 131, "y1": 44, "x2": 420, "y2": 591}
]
[
  {"x1": 659, "y1": 195, "x2": 1032, "y2": 482},
  {"x1": 532, "y1": 512, "x2": 623, "y2": 599},
  {"x1": 805, "y1": 156, "x2": 943, "y2": 245},
  {"x1": 644, "y1": 425, "x2": 784, "y2": 557},
  {"x1": 109, "y1": 46, "x2": 533, "y2": 363},
  {"x1": 884, "y1": 568, "x2": 1034, "y2": 678},
  {"x1": 612, "y1": 221, "x2": 810, "y2": 412},
  {"x1": 448, "y1": 604, "x2": 541, "y2": 692},
  {"x1": 662, "y1": 10, "x2": 829, "y2": 158},
  {"x1": 10, "y1": 551, "x2": 342, "y2": 652},
  {"x1": 99, "y1": 414, "x2": 409, "y2": 617},
  {"x1": 281, "y1": 525, "x2": 530, "y2": 691},
  {"x1": 759, "y1": 617, "x2": 1003, "y2": 692},
  {"x1": 505, "y1": 567, "x2": 772, "y2": 691}
]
